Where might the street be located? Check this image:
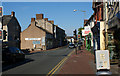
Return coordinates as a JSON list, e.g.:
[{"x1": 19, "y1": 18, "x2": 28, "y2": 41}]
[{"x1": 2, "y1": 46, "x2": 74, "y2": 75}]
